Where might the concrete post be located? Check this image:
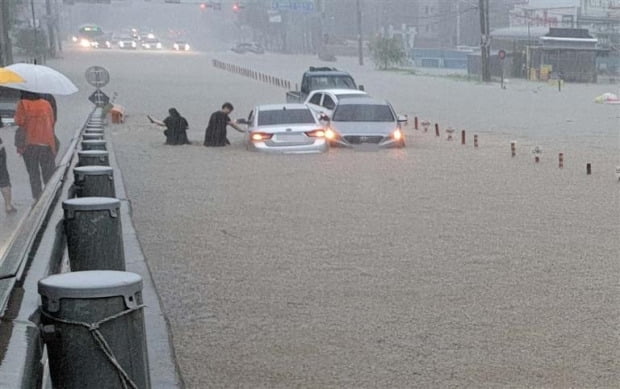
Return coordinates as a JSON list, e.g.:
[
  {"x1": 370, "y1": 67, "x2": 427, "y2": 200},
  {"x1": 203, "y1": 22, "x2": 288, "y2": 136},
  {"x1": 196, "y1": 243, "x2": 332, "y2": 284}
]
[
  {"x1": 63, "y1": 197, "x2": 125, "y2": 271},
  {"x1": 38, "y1": 271, "x2": 150, "y2": 389},
  {"x1": 78, "y1": 150, "x2": 109, "y2": 167},
  {"x1": 73, "y1": 166, "x2": 115, "y2": 198},
  {"x1": 82, "y1": 133, "x2": 104, "y2": 141},
  {"x1": 84, "y1": 128, "x2": 105, "y2": 135},
  {"x1": 81, "y1": 140, "x2": 107, "y2": 151}
]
